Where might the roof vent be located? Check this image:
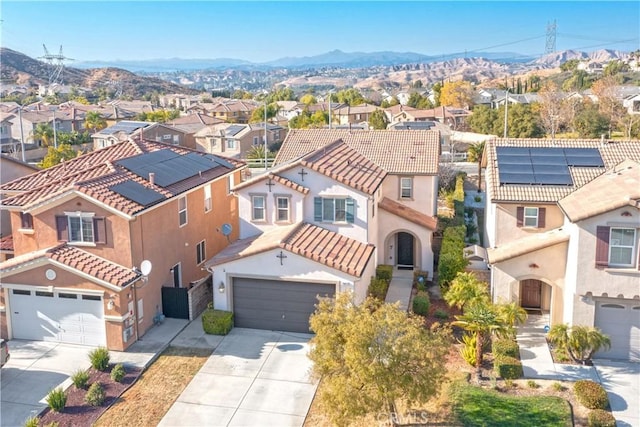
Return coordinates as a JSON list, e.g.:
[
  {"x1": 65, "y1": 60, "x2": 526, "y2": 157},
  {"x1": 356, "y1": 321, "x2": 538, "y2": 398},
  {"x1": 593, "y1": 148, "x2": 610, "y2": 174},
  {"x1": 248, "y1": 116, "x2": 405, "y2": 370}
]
[{"x1": 149, "y1": 172, "x2": 155, "y2": 186}]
